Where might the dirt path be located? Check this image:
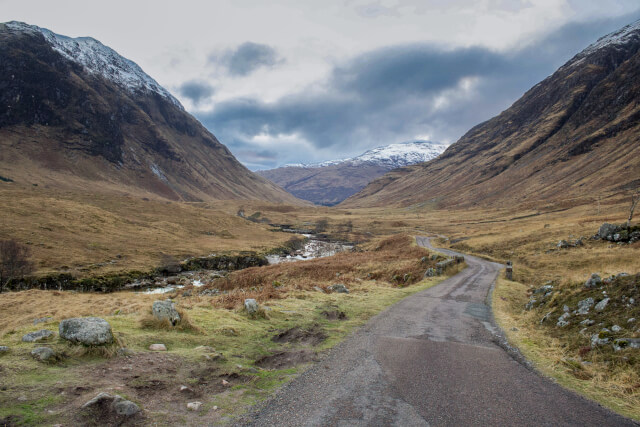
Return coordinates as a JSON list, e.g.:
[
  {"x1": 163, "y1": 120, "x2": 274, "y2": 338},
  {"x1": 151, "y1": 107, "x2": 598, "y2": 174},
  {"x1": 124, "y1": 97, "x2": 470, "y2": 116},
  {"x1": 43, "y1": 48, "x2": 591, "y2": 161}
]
[{"x1": 237, "y1": 237, "x2": 635, "y2": 426}]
